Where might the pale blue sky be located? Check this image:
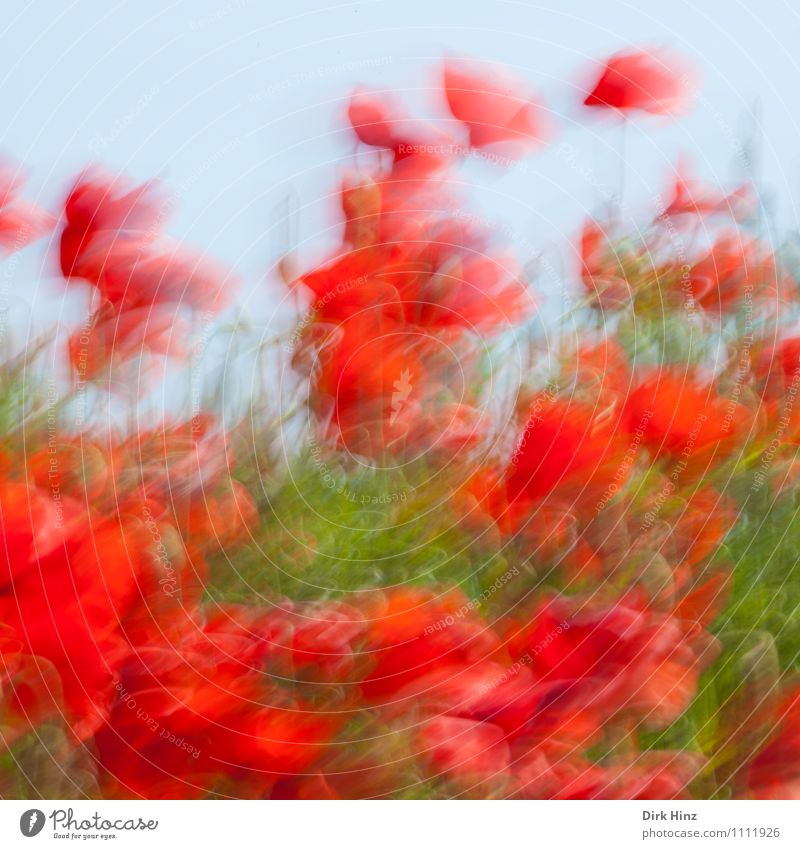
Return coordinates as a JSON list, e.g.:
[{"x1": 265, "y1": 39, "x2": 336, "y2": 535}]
[{"x1": 2, "y1": 0, "x2": 800, "y2": 342}]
